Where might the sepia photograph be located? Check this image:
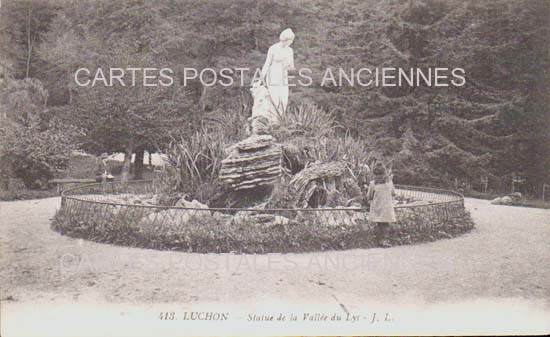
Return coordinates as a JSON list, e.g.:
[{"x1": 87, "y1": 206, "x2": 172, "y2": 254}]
[{"x1": 0, "y1": 0, "x2": 549, "y2": 335}]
